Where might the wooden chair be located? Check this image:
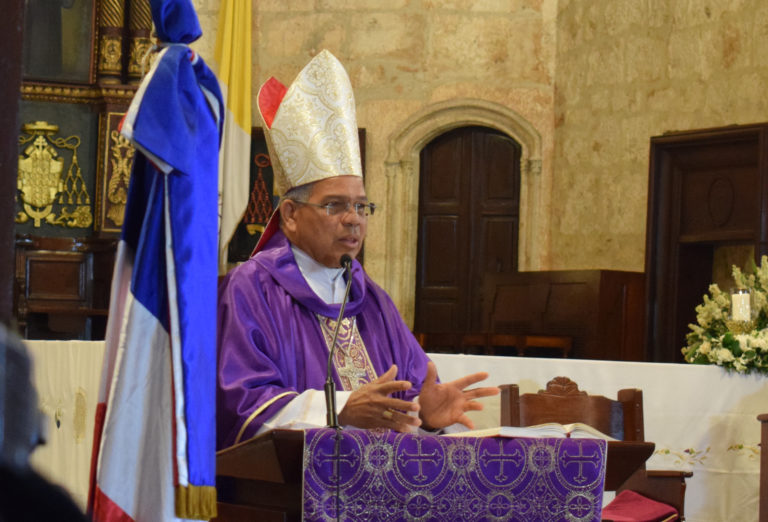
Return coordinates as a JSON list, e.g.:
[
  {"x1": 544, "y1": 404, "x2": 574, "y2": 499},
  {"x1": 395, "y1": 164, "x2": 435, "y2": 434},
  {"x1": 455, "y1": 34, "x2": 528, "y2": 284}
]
[
  {"x1": 759, "y1": 413, "x2": 768, "y2": 522},
  {"x1": 500, "y1": 377, "x2": 692, "y2": 520}
]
